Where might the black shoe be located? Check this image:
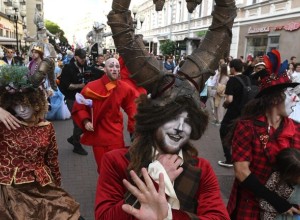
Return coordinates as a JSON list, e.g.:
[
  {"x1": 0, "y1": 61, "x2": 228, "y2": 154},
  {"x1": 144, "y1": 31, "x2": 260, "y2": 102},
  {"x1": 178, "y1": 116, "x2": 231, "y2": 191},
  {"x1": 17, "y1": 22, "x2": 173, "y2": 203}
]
[
  {"x1": 67, "y1": 136, "x2": 73, "y2": 145},
  {"x1": 73, "y1": 144, "x2": 88, "y2": 155},
  {"x1": 218, "y1": 160, "x2": 233, "y2": 168}
]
